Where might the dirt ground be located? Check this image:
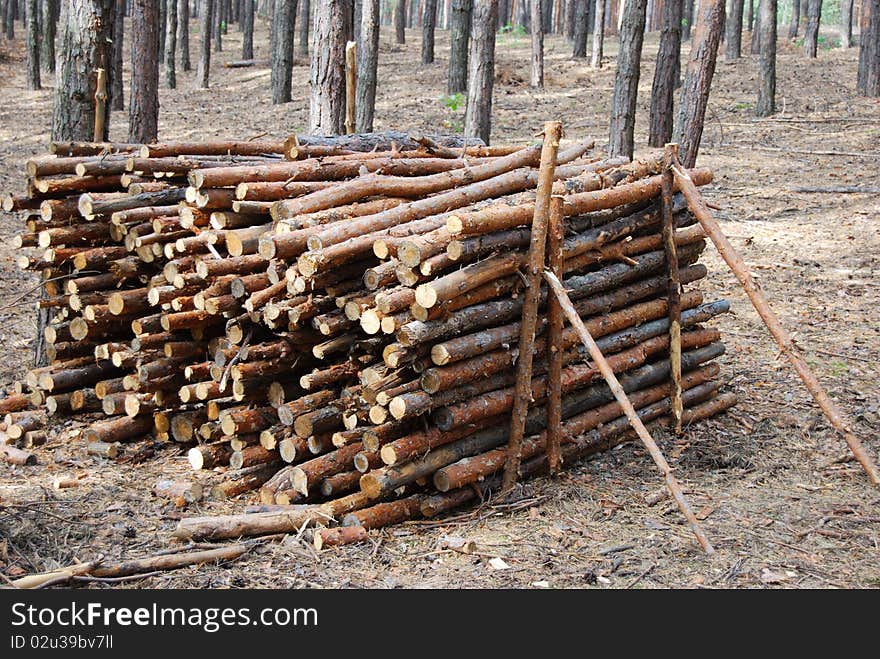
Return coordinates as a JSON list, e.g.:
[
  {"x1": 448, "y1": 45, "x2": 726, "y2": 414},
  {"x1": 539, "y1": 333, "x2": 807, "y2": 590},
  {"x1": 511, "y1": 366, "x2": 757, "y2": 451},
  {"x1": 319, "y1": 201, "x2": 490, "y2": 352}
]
[{"x1": 0, "y1": 22, "x2": 878, "y2": 589}]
